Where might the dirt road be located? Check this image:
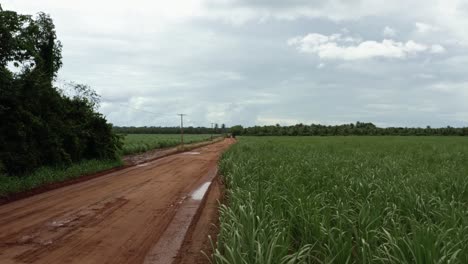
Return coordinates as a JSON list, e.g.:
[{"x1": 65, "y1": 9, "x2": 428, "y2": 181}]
[{"x1": 0, "y1": 139, "x2": 234, "y2": 264}]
